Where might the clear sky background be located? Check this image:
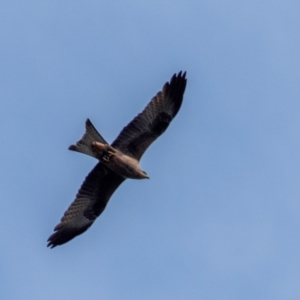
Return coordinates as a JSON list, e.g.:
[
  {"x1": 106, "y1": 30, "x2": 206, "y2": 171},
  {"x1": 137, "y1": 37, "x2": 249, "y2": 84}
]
[{"x1": 1, "y1": 1, "x2": 300, "y2": 299}]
